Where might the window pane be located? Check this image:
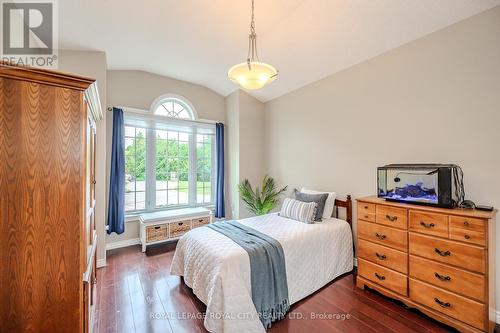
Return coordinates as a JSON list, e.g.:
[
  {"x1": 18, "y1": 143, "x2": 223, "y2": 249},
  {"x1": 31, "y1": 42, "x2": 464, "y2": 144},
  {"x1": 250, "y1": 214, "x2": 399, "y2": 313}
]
[
  {"x1": 168, "y1": 190, "x2": 179, "y2": 205},
  {"x1": 179, "y1": 192, "x2": 188, "y2": 205},
  {"x1": 173, "y1": 102, "x2": 183, "y2": 113},
  {"x1": 136, "y1": 192, "x2": 145, "y2": 210},
  {"x1": 178, "y1": 109, "x2": 189, "y2": 118},
  {"x1": 204, "y1": 185, "x2": 211, "y2": 203},
  {"x1": 125, "y1": 193, "x2": 135, "y2": 211},
  {"x1": 156, "y1": 190, "x2": 167, "y2": 207},
  {"x1": 125, "y1": 126, "x2": 135, "y2": 137},
  {"x1": 168, "y1": 131, "x2": 178, "y2": 140},
  {"x1": 125, "y1": 179, "x2": 135, "y2": 192},
  {"x1": 124, "y1": 125, "x2": 147, "y2": 212},
  {"x1": 157, "y1": 129, "x2": 168, "y2": 140},
  {"x1": 195, "y1": 135, "x2": 213, "y2": 204},
  {"x1": 168, "y1": 180, "x2": 179, "y2": 190},
  {"x1": 156, "y1": 179, "x2": 167, "y2": 190},
  {"x1": 155, "y1": 129, "x2": 189, "y2": 208}
]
